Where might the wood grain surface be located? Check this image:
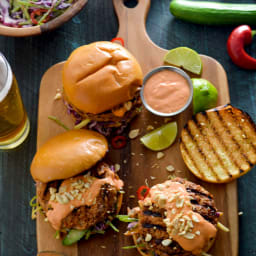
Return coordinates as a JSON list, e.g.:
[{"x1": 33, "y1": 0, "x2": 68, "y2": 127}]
[
  {"x1": 1, "y1": 0, "x2": 256, "y2": 256},
  {"x1": 113, "y1": 2, "x2": 238, "y2": 256},
  {"x1": 36, "y1": 0, "x2": 237, "y2": 255}
]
